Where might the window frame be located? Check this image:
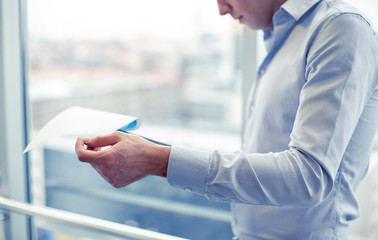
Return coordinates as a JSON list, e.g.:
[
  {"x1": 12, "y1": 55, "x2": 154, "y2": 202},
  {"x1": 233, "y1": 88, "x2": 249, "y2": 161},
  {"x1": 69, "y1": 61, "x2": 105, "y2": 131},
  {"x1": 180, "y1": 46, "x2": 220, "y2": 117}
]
[{"x1": 0, "y1": 0, "x2": 31, "y2": 239}]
